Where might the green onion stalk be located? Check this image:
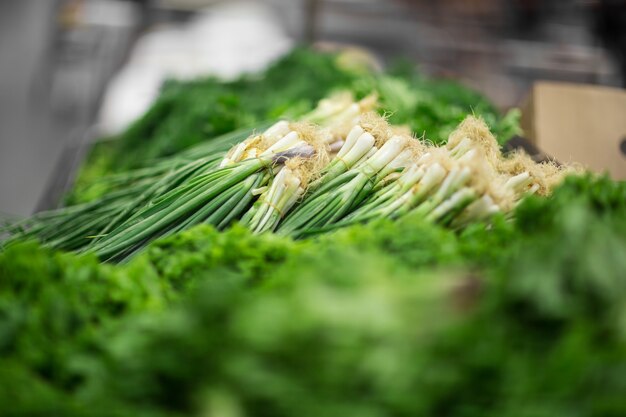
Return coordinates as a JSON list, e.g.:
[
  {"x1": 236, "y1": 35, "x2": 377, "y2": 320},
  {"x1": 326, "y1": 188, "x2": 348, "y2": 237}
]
[
  {"x1": 241, "y1": 166, "x2": 306, "y2": 234},
  {"x1": 308, "y1": 126, "x2": 372, "y2": 190},
  {"x1": 88, "y1": 130, "x2": 319, "y2": 262},
  {"x1": 276, "y1": 133, "x2": 409, "y2": 238},
  {"x1": 381, "y1": 143, "x2": 503, "y2": 227},
  {"x1": 77, "y1": 125, "x2": 264, "y2": 203},
  {"x1": 302, "y1": 159, "x2": 448, "y2": 236},
  {"x1": 302, "y1": 143, "x2": 509, "y2": 236}
]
